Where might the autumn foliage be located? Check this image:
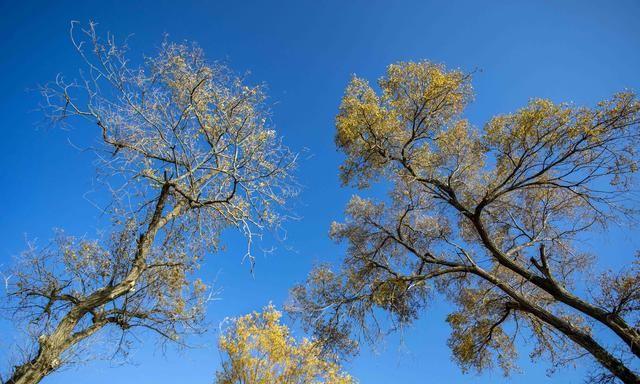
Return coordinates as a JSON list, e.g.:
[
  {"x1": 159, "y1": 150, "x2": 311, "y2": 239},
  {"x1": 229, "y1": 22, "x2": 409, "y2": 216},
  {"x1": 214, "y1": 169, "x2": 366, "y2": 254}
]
[
  {"x1": 291, "y1": 61, "x2": 640, "y2": 383},
  {"x1": 215, "y1": 305, "x2": 354, "y2": 384}
]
